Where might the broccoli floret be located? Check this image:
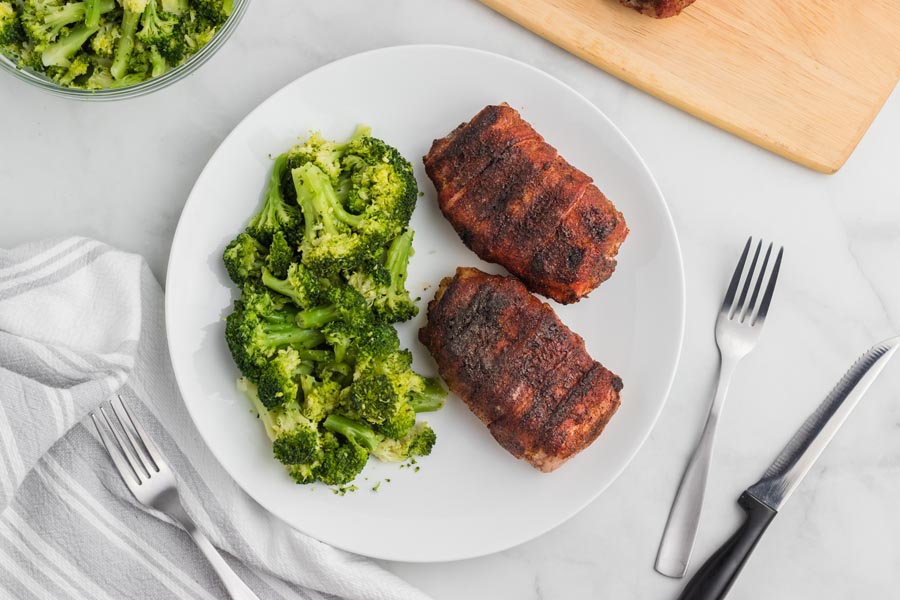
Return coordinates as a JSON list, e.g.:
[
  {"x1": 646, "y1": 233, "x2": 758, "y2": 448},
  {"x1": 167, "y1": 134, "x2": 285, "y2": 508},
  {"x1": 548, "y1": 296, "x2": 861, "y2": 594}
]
[
  {"x1": 223, "y1": 232, "x2": 266, "y2": 285},
  {"x1": 342, "y1": 321, "x2": 399, "y2": 368},
  {"x1": 306, "y1": 282, "x2": 370, "y2": 329},
  {"x1": 314, "y1": 431, "x2": 368, "y2": 486},
  {"x1": 41, "y1": 23, "x2": 99, "y2": 67},
  {"x1": 261, "y1": 264, "x2": 323, "y2": 309},
  {"x1": 299, "y1": 374, "x2": 342, "y2": 422},
  {"x1": 54, "y1": 50, "x2": 89, "y2": 84},
  {"x1": 347, "y1": 229, "x2": 418, "y2": 323},
  {"x1": 343, "y1": 373, "x2": 398, "y2": 424},
  {"x1": 376, "y1": 402, "x2": 415, "y2": 439},
  {"x1": 372, "y1": 376, "x2": 445, "y2": 440},
  {"x1": 324, "y1": 415, "x2": 435, "y2": 463},
  {"x1": 225, "y1": 300, "x2": 325, "y2": 382},
  {"x1": 110, "y1": 8, "x2": 139, "y2": 80},
  {"x1": 341, "y1": 134, "x2": 418, "y2": 236},
  {"x1": 287, "y1": 125, "x2": 370, "y2": 184},
  {"x1": 292, "y1": 162, "x2": 375, "y2": 275},
  {"x1": 240, "y1": 378, "x2": 322, "y2": 467},
  {"x1": 21, "y1": 0, "x2": 110, "y2": 45},
  {"x1": 0, "y1": 2, "x2": 24, "y2": 52},
  {"x1": 271, "y1": 410, "x2": 320, "y2": 466},
  {"x1": 246, "y1": 153, "x2": 300, "y2": 244},
  {"x1": 136, "y1": 0, "x2": 174, "y2": 46},
  {"x1": 192, "y1": 0, "x2": 231, "y2": 23},
  {"x1": 266, "y1": 230, "x2": 294, "y2": 279},
  {"x1": 256, "y1": 347, "x2": 314, "y2": 410},
  {"x1": 90, "y1": 20, "x2": 119, "y2": 57}
]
